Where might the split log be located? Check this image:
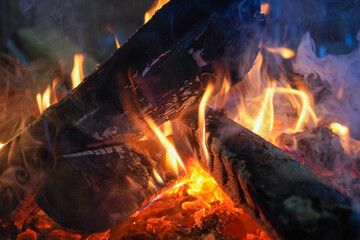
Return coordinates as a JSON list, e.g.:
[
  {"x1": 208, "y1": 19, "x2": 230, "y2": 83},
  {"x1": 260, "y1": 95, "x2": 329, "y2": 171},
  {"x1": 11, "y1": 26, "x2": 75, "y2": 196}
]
[
  {"x1": 0, "y1": 0, "x2": 263, "y2": 233},
  {"x1": 194, "y1": 109, "x2": 358, "y2": 240}
]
